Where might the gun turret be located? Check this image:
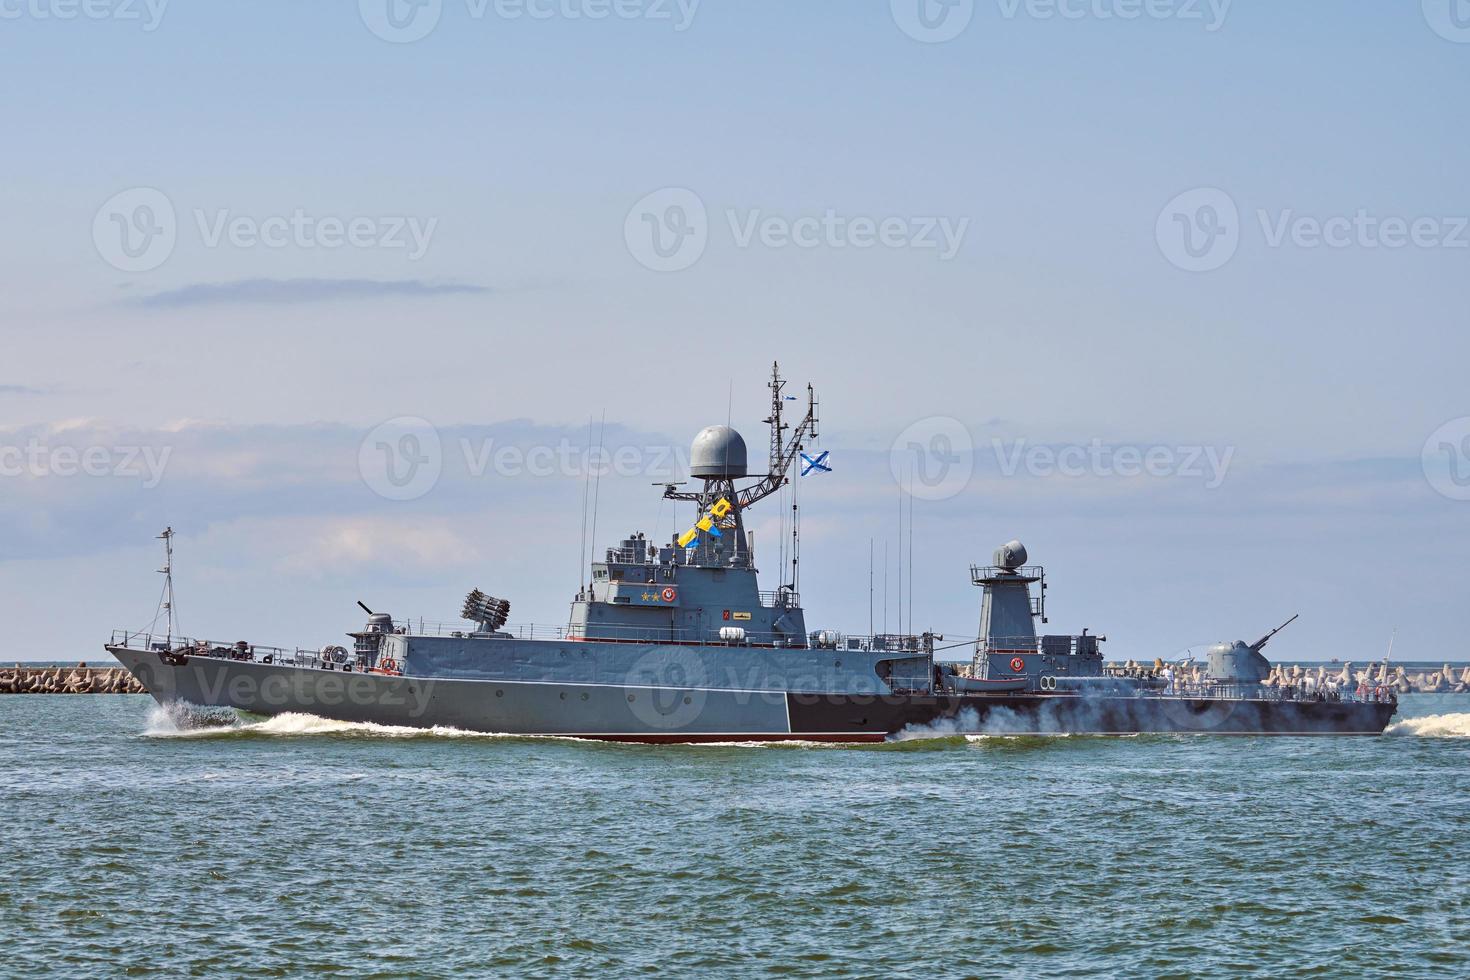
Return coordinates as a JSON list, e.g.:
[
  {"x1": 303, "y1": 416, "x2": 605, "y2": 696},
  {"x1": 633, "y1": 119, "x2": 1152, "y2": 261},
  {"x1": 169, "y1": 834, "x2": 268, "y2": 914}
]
[{"x1": 1249, "y1": 613, "x2": 1299, "y2": 654}]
